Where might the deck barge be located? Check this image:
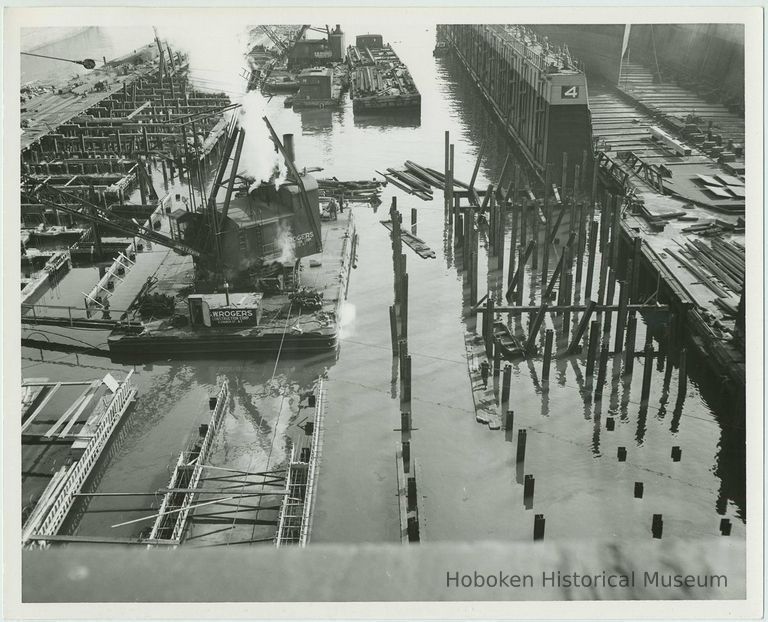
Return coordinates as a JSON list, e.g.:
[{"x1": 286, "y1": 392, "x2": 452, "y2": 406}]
[
  {"x1": 105, "y1": 207, "x2": 356, "y2": 360},
  {"x1": 348, "y1": 35, "x2": 421, "y2": 114}
]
